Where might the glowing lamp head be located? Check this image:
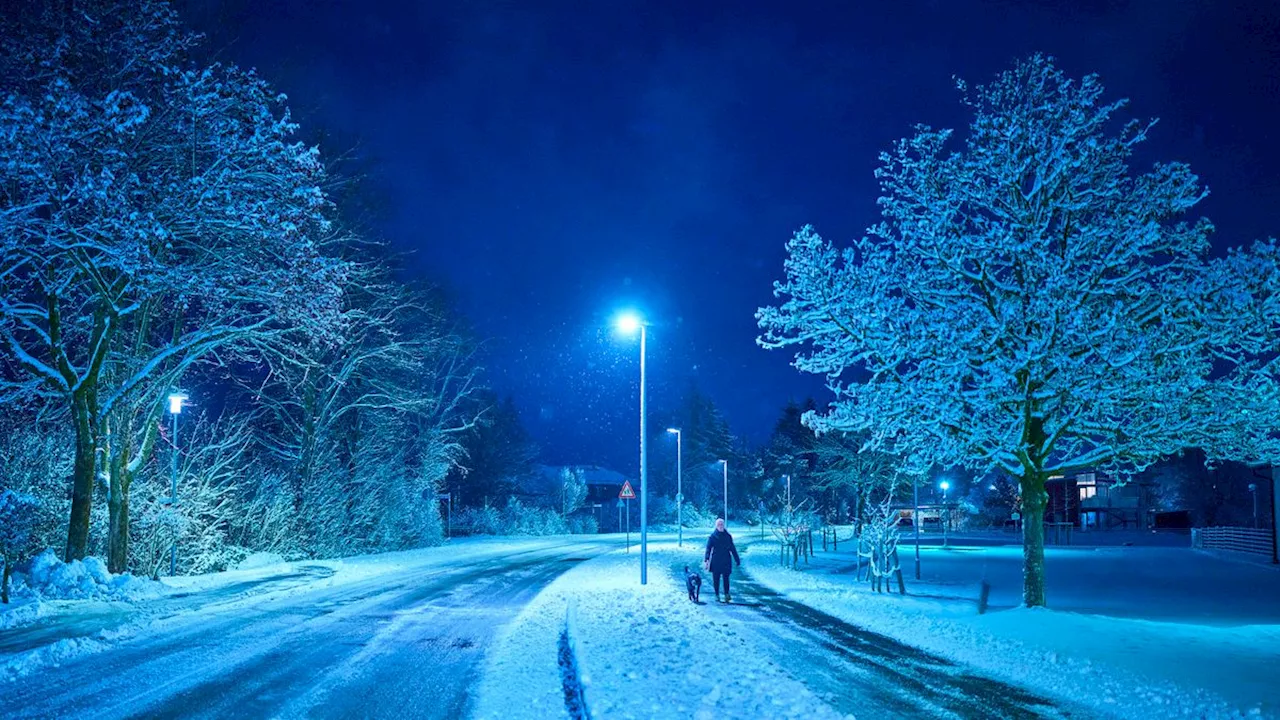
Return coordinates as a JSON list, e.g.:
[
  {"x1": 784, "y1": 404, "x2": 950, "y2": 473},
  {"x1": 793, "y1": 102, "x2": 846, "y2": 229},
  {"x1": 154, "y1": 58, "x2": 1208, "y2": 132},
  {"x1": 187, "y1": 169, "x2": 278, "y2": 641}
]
[
  {"x1": 168, "y1": 393, "x2": 188, "y2": 415},
  {"x1": 939, "y1": 480, "x2": 951, "y2": 491},
  {"x1": 615, "y1": 312, "x2": 643, "y2": 335},
  {"x1": 666, "y1": 428, "x2": 679, "y2": 435}
]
